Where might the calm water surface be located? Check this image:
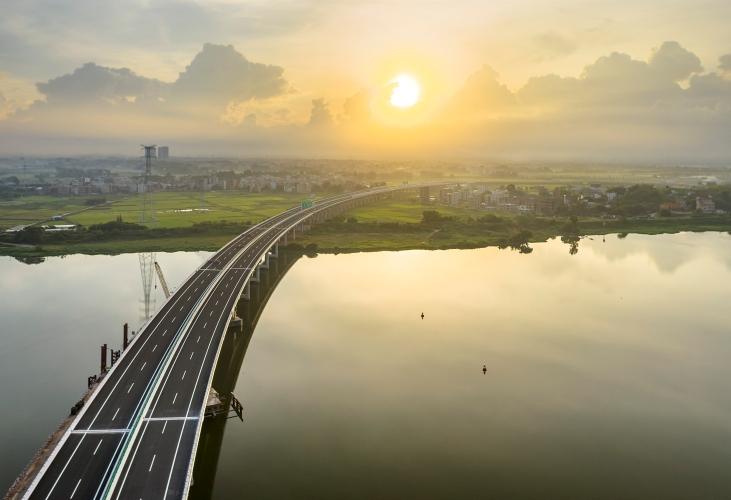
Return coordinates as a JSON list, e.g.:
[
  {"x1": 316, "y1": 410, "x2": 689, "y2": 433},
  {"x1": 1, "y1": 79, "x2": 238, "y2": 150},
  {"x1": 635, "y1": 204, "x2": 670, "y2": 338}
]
[{"x1": 2, "y1": 232, "x2": 731, "y2": 499}]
